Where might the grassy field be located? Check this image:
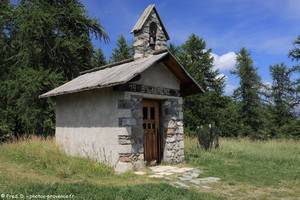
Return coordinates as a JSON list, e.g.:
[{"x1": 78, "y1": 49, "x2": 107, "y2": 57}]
[
  {"x1": 0, "y1": 137, "x2": 299, "y2": 199},
  {"x1": 0, "y1": 137, "x2": 221, "y2": 200},
  {"x1": 185, "y1": 137, "x2": 300, "y2": 199}
]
